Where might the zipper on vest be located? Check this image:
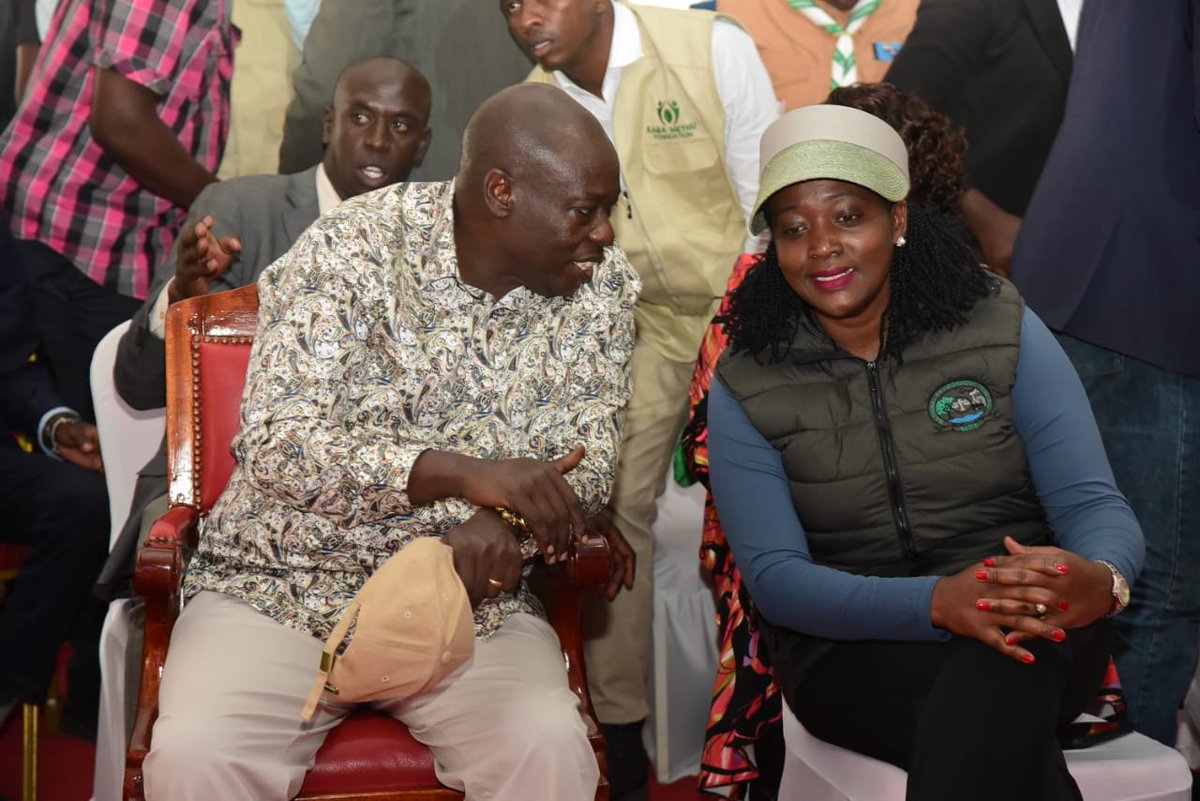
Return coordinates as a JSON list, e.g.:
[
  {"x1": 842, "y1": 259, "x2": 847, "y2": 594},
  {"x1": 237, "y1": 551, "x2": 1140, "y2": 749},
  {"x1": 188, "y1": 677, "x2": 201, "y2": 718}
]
[{"x1": 865, "y1": 361, "x2": 917, "y2": 560}]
